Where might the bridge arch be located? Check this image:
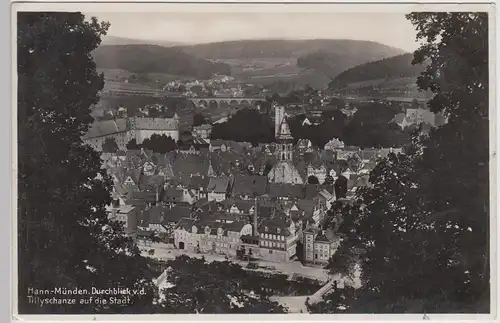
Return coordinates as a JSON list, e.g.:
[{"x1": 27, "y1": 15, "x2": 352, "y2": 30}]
[
  {"x1": 240, "y1": 100, "x2": 250, "y2": 108},
  {"x1": 229, "y1": 100, "x2": 239, "y2": 108},
  {"x1": 199, "y1": 100, "x2": 208, "y2": 108},
  {"x1": 219, "y1": 100, "x2": 229, "y2": 109},
  {"x1": 209, "y1": 100, "x2": 218, "y2": 110}
]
